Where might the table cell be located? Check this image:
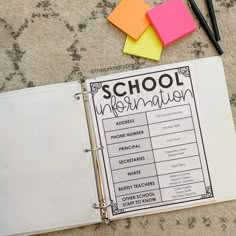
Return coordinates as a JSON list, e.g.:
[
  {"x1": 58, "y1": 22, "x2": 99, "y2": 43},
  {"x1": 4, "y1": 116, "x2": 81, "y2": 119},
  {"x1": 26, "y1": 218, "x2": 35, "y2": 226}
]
[
  {"x1": 161, "y1": 182, "x2": 206, "y2": 201},
  {"x1": 147, "y1": 105, "x2": 191, "y2": 124},
  {"x1": 154, "y1": 143, "x2": 199, "y2": 162},
  {"x1": 110, "y1": 151, "x2": 154, "y2": 170},
  {"x1": 158, "y1": 169, "x2": 204, "y2": 188},
  {"x1": 151, "y1": 130, "x2": 196, "y2": 150},
  {"x1": 156, "y1": 156, "x2": 201, "y2": 175},
  {"x1": 114, "y1": 176, "x2": 159, "y2": 196},
  {"x1": 103, "y1": 113, "x2": 147, "y2": 132},
  {"x1": 149, "y1": 117, "x2": 193, "y2": 137},
  {"x1": 117, "y1": 190, "x2": 162, "y2": 209},
  {"x1": 105, "y1": 125, "x2": 149, "y2": 145},
  {"x1": 112, "y1": 164, "x2": 157, "y2": 183},
  {"x1": 107, "y1": 138, "x2": 152, "y2": 157}
]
